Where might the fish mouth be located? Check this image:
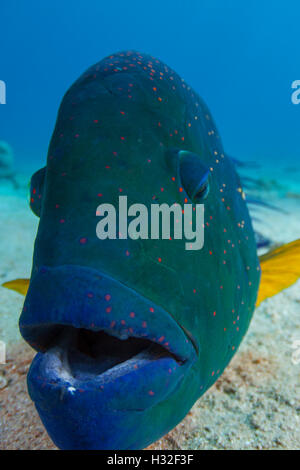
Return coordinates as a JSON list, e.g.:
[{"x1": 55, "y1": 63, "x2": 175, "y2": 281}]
[
  {"x1": 49, "y1": 326, "x2": 184, "y2": 383},
  {"x1": 20, "y1": 265, "x2": 197, "y2": 413}
]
